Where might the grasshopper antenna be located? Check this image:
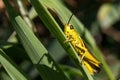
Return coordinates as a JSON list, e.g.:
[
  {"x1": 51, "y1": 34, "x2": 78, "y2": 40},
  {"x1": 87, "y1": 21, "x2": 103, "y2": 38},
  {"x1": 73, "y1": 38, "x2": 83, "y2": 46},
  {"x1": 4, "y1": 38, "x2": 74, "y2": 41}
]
[{"x1": 67, "y1": 14, "x2": 74, "y2": 24}]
